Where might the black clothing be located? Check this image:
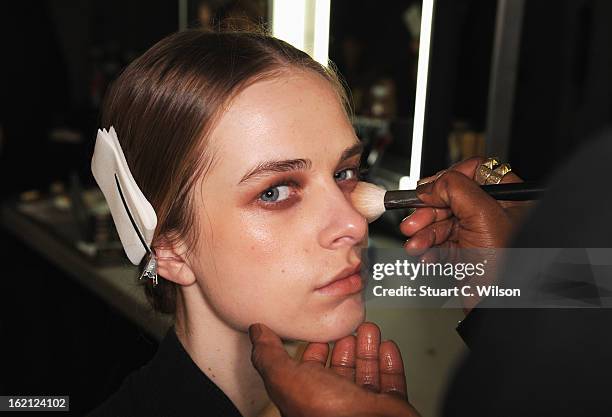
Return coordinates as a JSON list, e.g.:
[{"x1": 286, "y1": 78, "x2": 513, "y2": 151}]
[
  {"x1": 89, "y1": 327, "x2": 243, "y2": 417},
  {"x1": 91, "y1": 128, "x2": 612, "y2": 416},
  {"x1": 444, "y1": 128, "x2": 612, "y2": 416}
]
